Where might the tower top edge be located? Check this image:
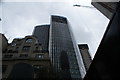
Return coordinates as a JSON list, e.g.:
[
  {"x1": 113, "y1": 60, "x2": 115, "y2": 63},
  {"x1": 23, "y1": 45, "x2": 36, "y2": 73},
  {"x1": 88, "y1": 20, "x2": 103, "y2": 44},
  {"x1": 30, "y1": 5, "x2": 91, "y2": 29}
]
[
  {"x1": 51, "y1": 15, "x2": 67, "y2": 19},
  {"x1": 35, "y1": 24, "x2": 50, "y2": 28}
]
